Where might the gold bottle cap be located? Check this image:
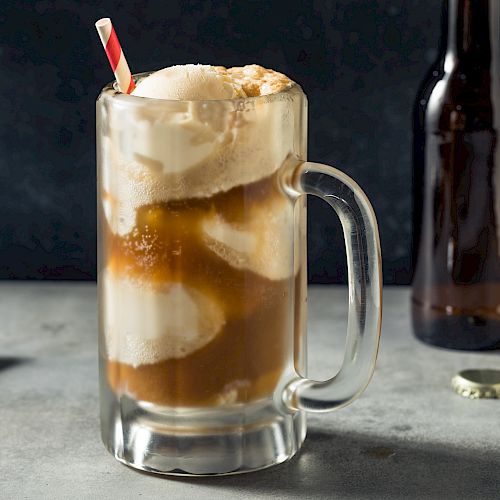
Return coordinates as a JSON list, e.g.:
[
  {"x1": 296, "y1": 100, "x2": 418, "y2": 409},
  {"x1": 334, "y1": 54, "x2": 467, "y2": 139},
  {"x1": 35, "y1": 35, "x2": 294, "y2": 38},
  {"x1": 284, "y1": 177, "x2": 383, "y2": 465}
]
[{"x1": 451, "y1": 369, "x2": 500, "y2": 399}]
